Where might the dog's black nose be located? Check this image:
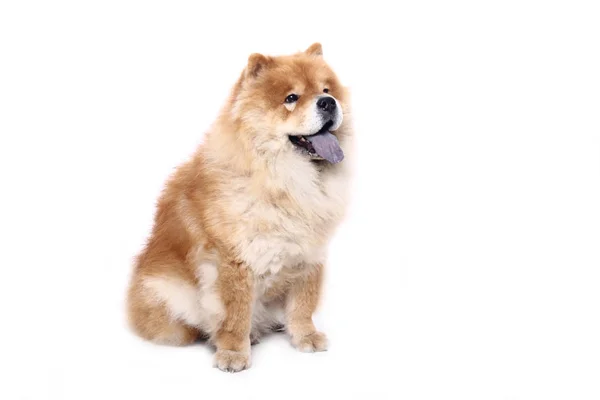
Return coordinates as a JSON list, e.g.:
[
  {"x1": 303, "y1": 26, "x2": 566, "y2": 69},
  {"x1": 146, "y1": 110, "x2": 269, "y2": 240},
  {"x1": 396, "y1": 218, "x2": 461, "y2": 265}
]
[{"x1": 317, "y1": 97, "x2": 336, "y2": 113}]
